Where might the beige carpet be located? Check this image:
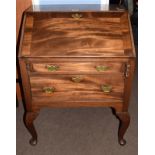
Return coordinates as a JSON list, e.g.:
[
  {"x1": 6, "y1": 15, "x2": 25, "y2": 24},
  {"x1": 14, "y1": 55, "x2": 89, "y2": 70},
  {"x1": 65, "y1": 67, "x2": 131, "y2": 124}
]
[{"x1": 16, "y1": 64, "x2": 137, "y2": 155}]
